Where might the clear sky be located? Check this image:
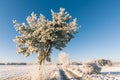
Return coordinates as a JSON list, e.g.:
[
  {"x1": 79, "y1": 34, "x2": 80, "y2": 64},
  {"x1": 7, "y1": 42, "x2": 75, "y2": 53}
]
[{"x1": 0, "y1": 0, "x2": 120, "y2": 63}]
